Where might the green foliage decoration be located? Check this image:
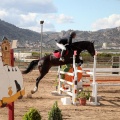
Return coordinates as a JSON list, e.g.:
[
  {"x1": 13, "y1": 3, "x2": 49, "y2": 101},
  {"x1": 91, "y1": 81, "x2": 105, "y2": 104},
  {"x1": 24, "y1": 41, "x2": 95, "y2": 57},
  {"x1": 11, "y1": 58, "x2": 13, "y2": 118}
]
[
  {"x1": 48, "y1": 101, "x2": 63, "y2": 120},
  {"x1": 23, "y1": 108, "x2": 41, "y2": 120}
]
